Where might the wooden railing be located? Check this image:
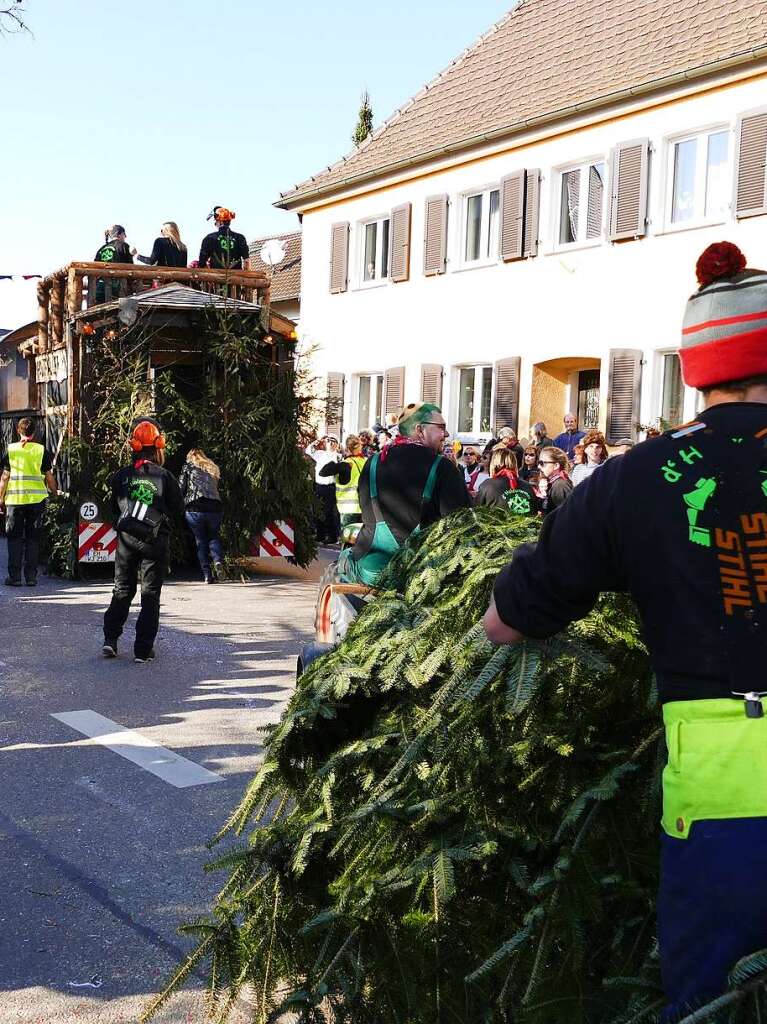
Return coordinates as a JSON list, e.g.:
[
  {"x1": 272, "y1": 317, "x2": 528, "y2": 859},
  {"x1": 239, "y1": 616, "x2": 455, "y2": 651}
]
[{"x1": 36, "y1": 262, "x2": 271, "y2": 354}]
